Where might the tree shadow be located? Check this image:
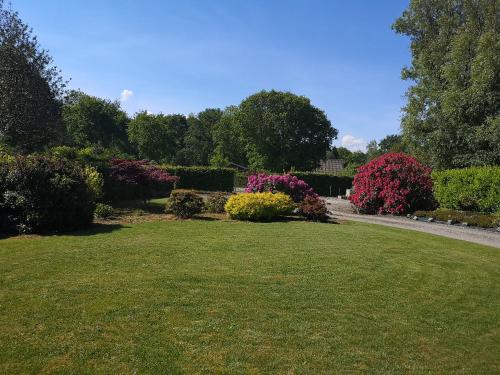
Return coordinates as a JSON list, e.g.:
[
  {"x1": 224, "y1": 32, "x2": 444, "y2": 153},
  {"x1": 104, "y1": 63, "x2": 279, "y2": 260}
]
[
  {"x1": 66, "y1": 223, "x2": 128, "y2": 236},
  {"x1": 113, "y1": 199, "x2": 166, "y2": 214},
  {"x1": 0, "y1": 223, "x2": 127, "y2": 240}
]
